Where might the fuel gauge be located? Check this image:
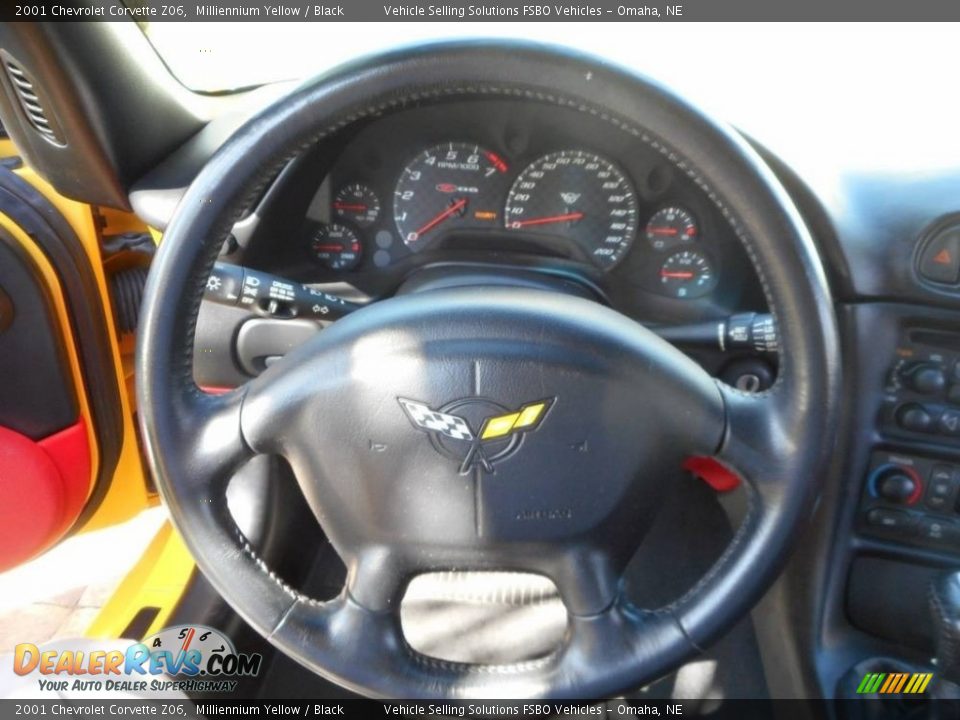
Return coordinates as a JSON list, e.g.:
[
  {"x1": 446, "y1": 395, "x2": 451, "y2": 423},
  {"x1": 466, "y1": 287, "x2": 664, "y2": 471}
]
[{"x1": 658, "y1": 249, "x2": 716, "y2": 299}]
